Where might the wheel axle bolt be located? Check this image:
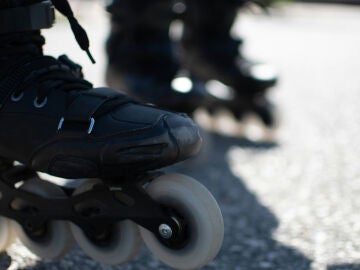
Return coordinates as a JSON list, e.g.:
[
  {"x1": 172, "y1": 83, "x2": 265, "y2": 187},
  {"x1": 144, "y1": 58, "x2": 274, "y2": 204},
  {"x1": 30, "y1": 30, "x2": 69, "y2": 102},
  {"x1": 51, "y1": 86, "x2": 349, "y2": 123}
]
[{"x1": 159, "y1": 224, "x2": 173, "y2": 239}]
